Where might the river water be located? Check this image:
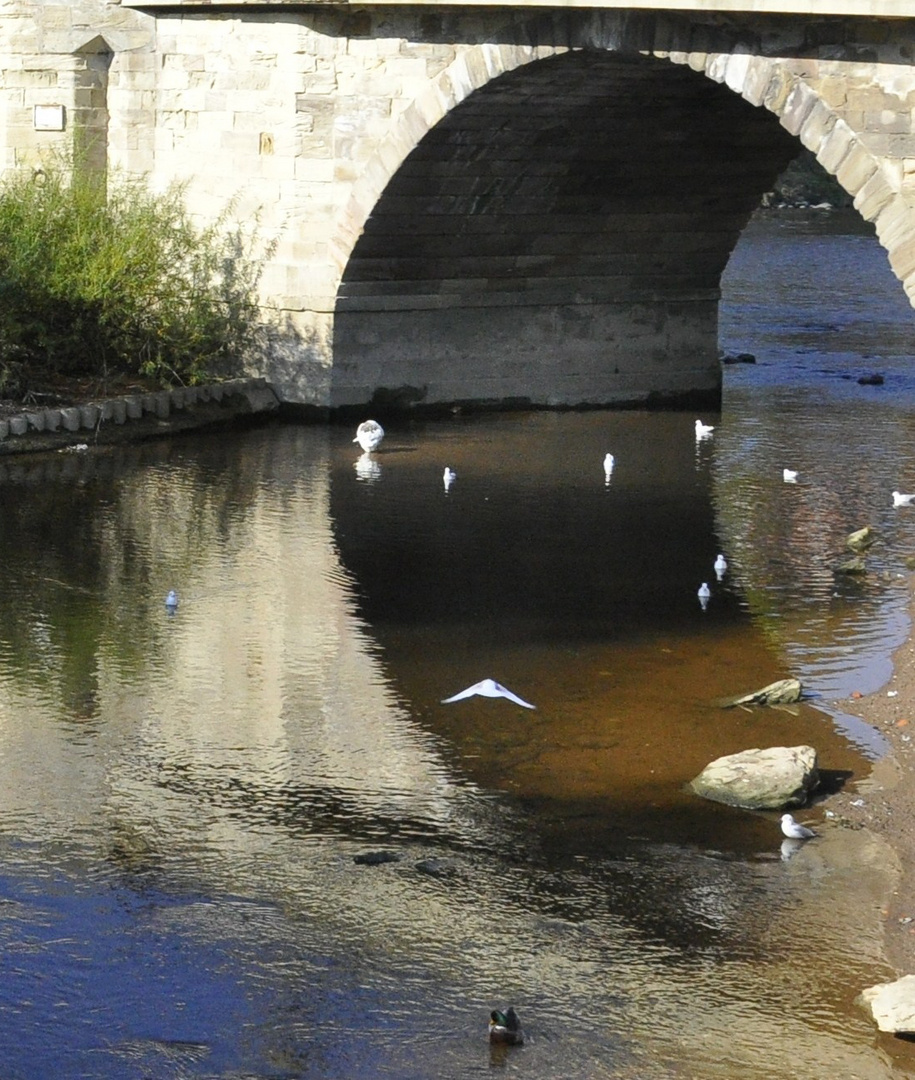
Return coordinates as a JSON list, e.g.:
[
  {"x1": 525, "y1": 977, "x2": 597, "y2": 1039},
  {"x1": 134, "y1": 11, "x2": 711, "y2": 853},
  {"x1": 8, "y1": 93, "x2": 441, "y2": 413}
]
[{"x1": 3, "y1": 210, "x2": 915, "y2": 1078}]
